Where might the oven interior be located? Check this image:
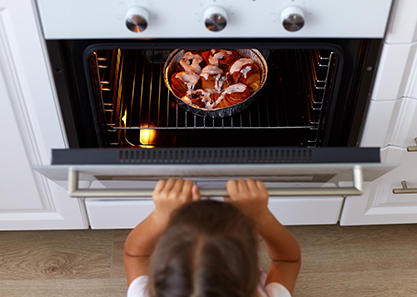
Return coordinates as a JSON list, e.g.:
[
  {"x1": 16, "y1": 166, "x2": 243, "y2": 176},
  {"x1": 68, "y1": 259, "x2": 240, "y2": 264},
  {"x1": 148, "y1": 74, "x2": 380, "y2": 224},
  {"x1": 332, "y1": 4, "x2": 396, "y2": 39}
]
[
  {"x1": 48, "y1": 39, "x2": 381, "y2": 149},
  {"x1": 87, "y1": 46, "x2": 340, "y2": 149}
]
